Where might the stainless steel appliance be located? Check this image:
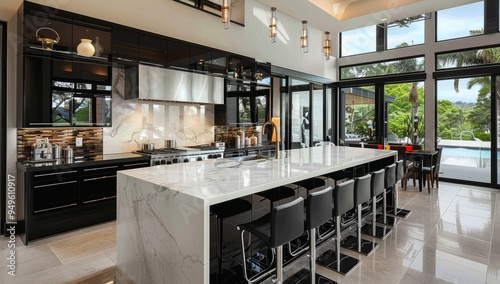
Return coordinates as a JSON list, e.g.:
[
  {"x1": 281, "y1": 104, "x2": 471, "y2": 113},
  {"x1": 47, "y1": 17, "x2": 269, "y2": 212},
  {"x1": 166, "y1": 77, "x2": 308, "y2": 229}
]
[
  {"x1": 135, "y1": 145, "x2": 224, "y2": 166},
  {"x1": 32, "y1": 138, "x2": 53, "y2": 160}
]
